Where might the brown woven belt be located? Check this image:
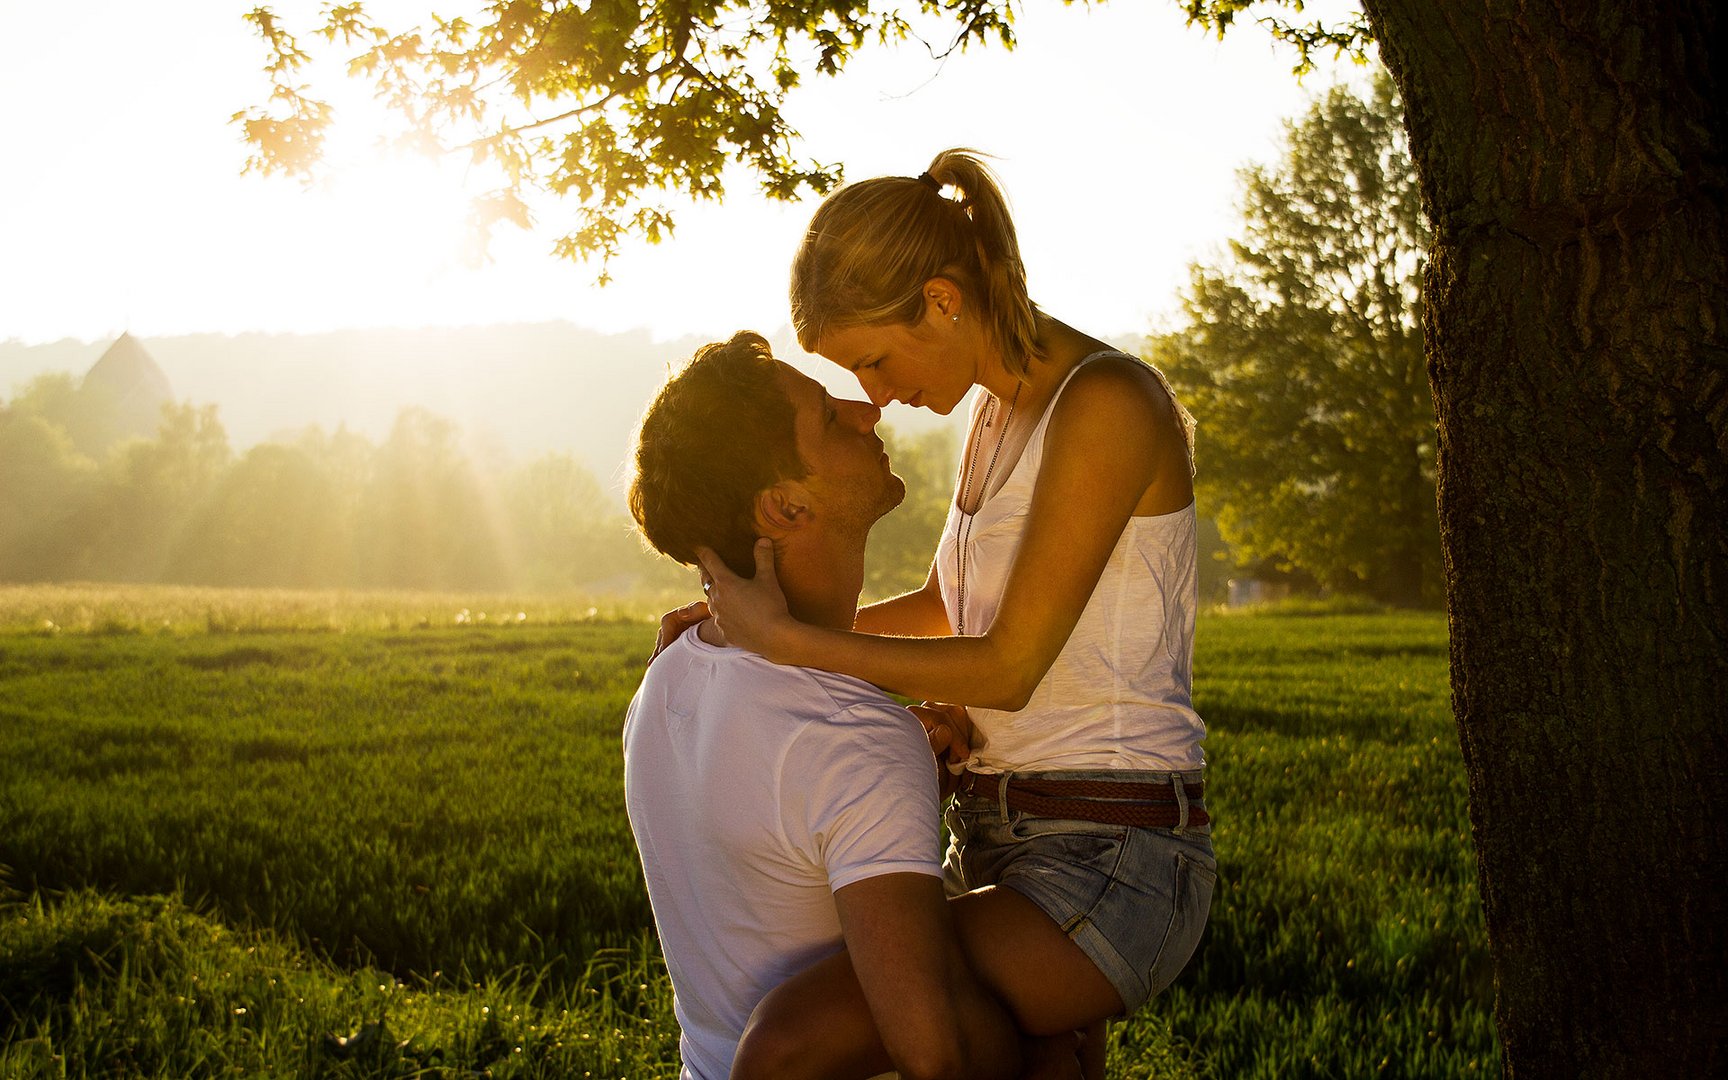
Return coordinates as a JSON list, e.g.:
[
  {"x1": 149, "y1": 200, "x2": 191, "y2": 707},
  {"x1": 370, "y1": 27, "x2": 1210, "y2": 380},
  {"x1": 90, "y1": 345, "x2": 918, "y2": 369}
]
[{"x1": 957, "y1": 772, "x2": 1210, "y2": 829}]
